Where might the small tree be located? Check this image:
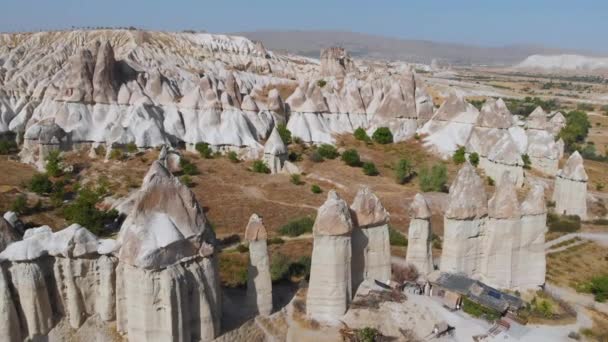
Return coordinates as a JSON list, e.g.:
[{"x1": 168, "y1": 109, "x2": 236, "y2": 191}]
[
  {"x1": 181, "y1": 175, "x2": 193, "y2": 187},
  {"x1": 316, "y1": 79, "x2": 327, "y2": 88},
  {"x1": 419, "y1": 164, "x2": 448, "y2": 192},
  {"x1": 395, "y1": 158, "x2": 414, "y2": 184},
  {"x1": 29, "y1": 173, "x2": 53, "y2": 194},
  {"x1": 227, "y1": 151, "x2": 239, "y2": 163},
  {"x1": 389, "y1": 226, "x2": 408, "y2": 246},
  {"x1": 195, "y1": 142, "x2": 213, "y2": 159},
  {"x1": 308, "y1": 151, "x2": 324, "y2": 163},
  {"x1": 372, "y1": 127, "x2": 393, "y2": 144},
  {"x1": 522, "y1": 154, "x2": 532, "y2": 169},
  {"x1": 290, "y1": 174, "x2": 303, "y2": 185},
  {"x1": 354, "y1": 127, "x2": 370, "y2": 142},
  {"x1": 276, "y1": 124, "x2": 292, "y2": 145},
  {"x1": 341, "y1": 149, "x2": 361, "y2": 167},
  {"x1": 487, "y1": 176, "x2": 495, "y2": 186},
  {"x1": 45, "y1": 150, "x2": 62, "y2": 177},
  {"x1": 452, "y1": 146, "x2": 466, "y2": 165},
  {"x1": 0, "y1": 140, "x2": 18, "y2": 155},
  {"x1": 469, "y1": 152, "x2": 480, "y2": 167},
  {"x1": 252, "y1": 160, "x2": 270, "y2": 174},
  {"x1": 311, "y1": 184, "x2": 322, "y2": 194},
  {"x1": 126, "y1": 142, "x2": 138, "y2": 153},
  {"x1": 270, "y1": 253, "x2": 291, "y2": 282},
  {"x1": 317, "y1": 144, "x2": 339, "y2": 159},
  {"x1": 10, "y1": 195, "x2": 27, "y2": 214},
  {"x1": 180, "y1": 159, "x2": 199, "y2": 175},
  {"x1": 362, "y1": 162, "x2": 379, "y2": 176}
]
